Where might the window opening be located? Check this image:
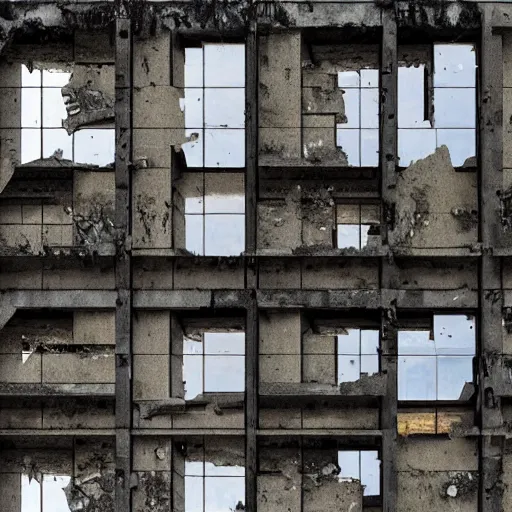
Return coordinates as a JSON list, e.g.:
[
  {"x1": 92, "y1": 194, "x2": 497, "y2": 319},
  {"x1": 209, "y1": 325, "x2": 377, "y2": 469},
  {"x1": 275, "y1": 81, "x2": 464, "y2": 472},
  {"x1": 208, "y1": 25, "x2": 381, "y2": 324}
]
[
  {"x1": 185, "y1": 444, "x2": 245, "y2": 511},
  {"x1": 398, "y1": 44, "x2": 477, "y2": 167},
  {"x1": 183, "y1": 172, "x2": 245, "y2": 256},
  {"x1": 398, "y1": 314, "x2": 475, "y2": 401},
  {"x1": 336, "y1": 204, "x2": 380, "y2": 250},
  {"x1": 338, "y1": 450, "x2": 381, "y2": 497},
  {"x1": 21, "y1": 65, "x2": 115, "y2": 166},
  {"x1": 183, "y1": 44, "x2": 245, "y2": 168},
  {"x1": 22, "y1": 474, "x2": 71, "y2": 512},
  {"x1": 183, "y1": 331, "x2": 245, "y2": 399},
  {"x1": 337, "y1": 68, "x2": 379, "y2": 166},
  {"x1": 338, "y1": 328, "x2": 379, "y2": 383}
]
